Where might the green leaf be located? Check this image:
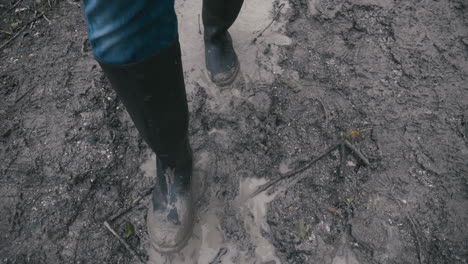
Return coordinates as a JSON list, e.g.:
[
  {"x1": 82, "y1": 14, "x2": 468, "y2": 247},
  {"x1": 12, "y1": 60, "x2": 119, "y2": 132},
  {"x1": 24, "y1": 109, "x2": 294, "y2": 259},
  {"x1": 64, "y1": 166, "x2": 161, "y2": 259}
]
[
  {"x1": 10, "y1": 21, "x2": 22, "y2": 29},
  {"x1": 123, "y1": 222, "x2": 135, "y2": 238},
  {"x1": 293, "y1": 218, "x2": 311, "y2": 241},
  {"x1": 345, "y1": 196, "x2": 355, "y2": 205}
]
